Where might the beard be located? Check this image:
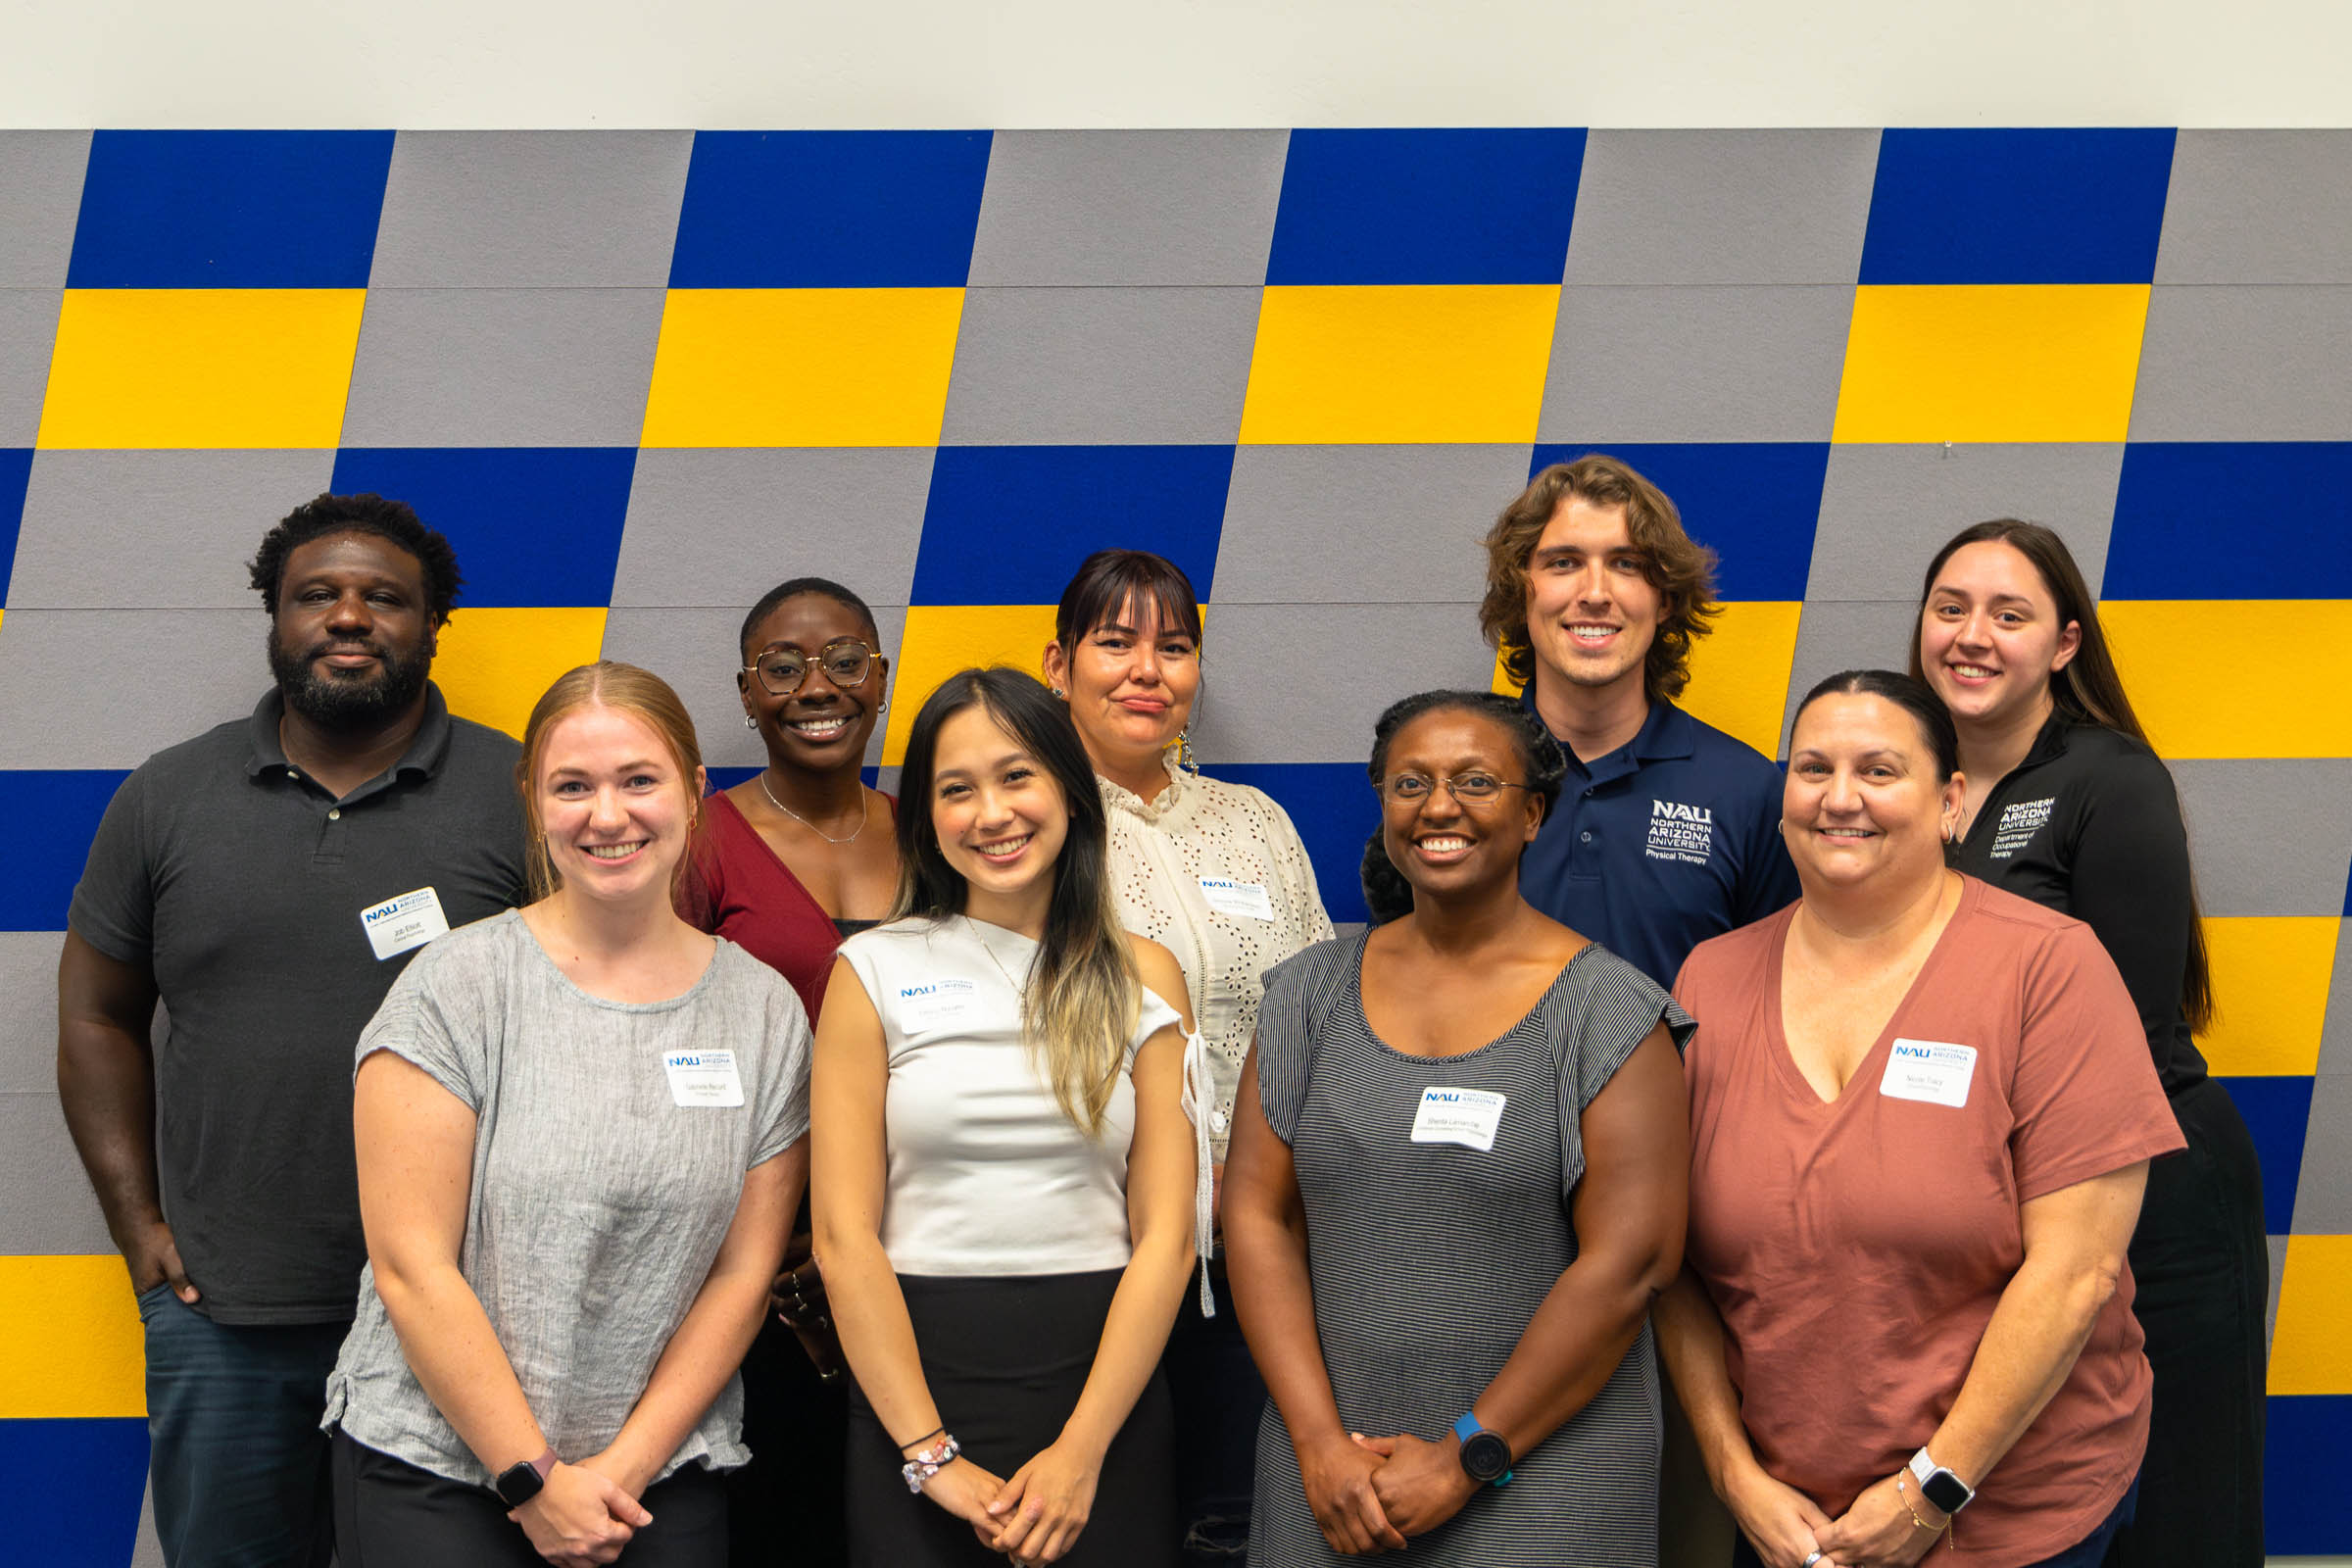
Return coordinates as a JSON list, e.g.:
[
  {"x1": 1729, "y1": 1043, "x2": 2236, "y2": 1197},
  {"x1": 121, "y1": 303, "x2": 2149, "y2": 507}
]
[{"x1": 268, "y1": 630, "x2": 432, "y2": 730}]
